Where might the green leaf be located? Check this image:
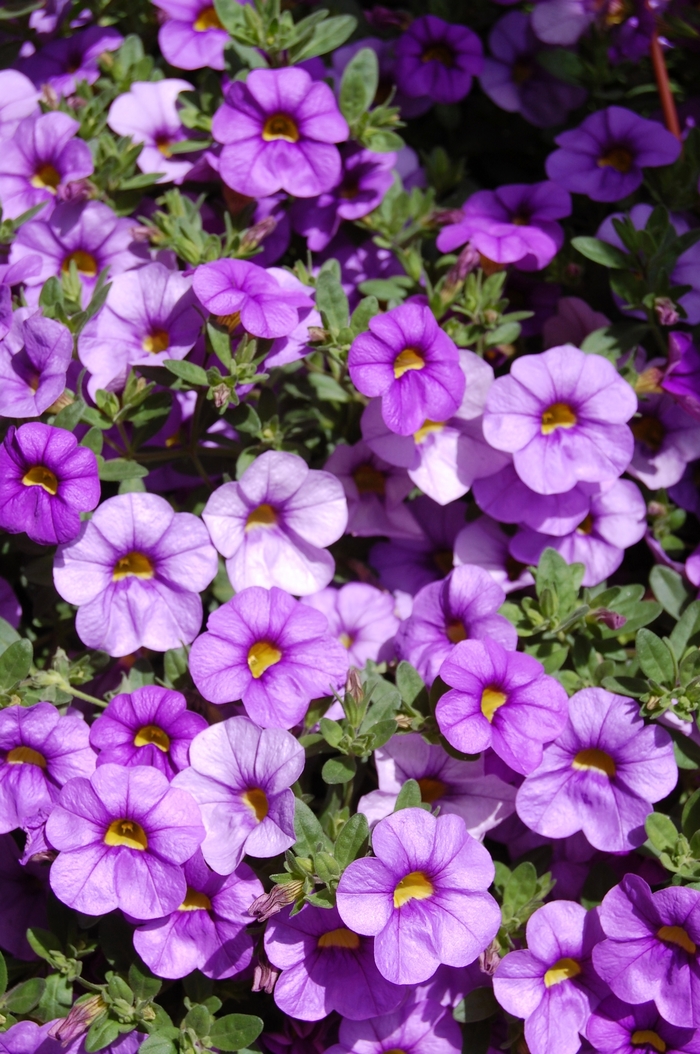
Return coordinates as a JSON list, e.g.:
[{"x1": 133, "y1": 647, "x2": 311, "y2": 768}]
[
  {"x1": 601, "y1": 675, "x2": 649, "y2": 698},
  {"x1": 137, "y1": 1035, "x2": 177, "y2": 1054},
  {"x1": 0, "y1": 952, "x2": 7, "y2": 999},
  {"x1": 682, "y1": 789, "x2": 700, "y2": 838},
  {"x1": 293, "y1": 15, "x2": 356, "y2": 61},
  {"x1": 81, "y1": 427, "x2": 104, "y2": 455},
  {"x1": 571, "y1": 236, "x2": 630, "y2": 269},
  {"x1": 85, "y1": 1017, "x2": 123, "y2": 1054},
  {"x1": 319, "y1": 717, "x2": 344, "y2": 748},
  {"x1": 636, "y1": 628, "x2": 675, "y2": 686},
  {"x1": 650, "y1": 565, "x2": 692, "y2": 619},
  {"x1": 315, "y1": 270, "x2": 349, "y2": 334},
  {"x1": 334, "y1": 813, "x2": 369, "y2": 869},
  {"x1": 163, "y1": 647, "x2": 190, "y2": 690},
  {"x1": 307, "y1": 373, "x2": 350, "y2": 403},
  {"x1": 2, "y1": 977, "x2": 45, "y2": 1014},
  {"x1": 501, "y1": 861, "x2": 537, "y2": 920},
  {"x1": 207, "y1": 1014, "x2": 264, "y2": 1052},
  {"x1": 350, "y1": 296, "x2": 380, "y2": 336},
  {"x1": 0, "y1": 618, "x2": 20, "y2": 655},
  {"x1": 36, "y1": 972, "x2": 73, "y2": 1023},
  {"x1": 54, "y1": 395, "x2": 86, "y2": 432},
  {"x1": 645, "y1": 811, "x2": 678, "y2": 853},
  {"x1": 453, "y1": 987, "x2": 499, "y2": 1024},
  {"x1": 670, "y1": 600, "x2": 700, "y2": 659},
  {"x1": 26, "y1": 929, "x2": 62, "y2": 963},
  {"x1": 321, "y1": 755, "x2": 357, "y2": 784},
  {"x1": 128, "y1": 961, "x2": 161, "y2": 1000},
  {"x1": 394, "y1": 778, "x2": 422, "y2": 812},
  {"x1": 294, "y1": 799, "x2": 332, "y2": 856},
  {"x1": 395, "y1": 661, "x2": 429, "y2": 714},
  {"x1": 99, "y1": 458, "x2": 149, "y2": 482},
  {"x1": 163, "y1": 359, "x2": 209, "y2": 386},
  {"x1": 0, "y1": 639, "x2": 32, "y2": 690},
  {"x1": 339, "y1": 47, "x2": 379, "y2": 124}
]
